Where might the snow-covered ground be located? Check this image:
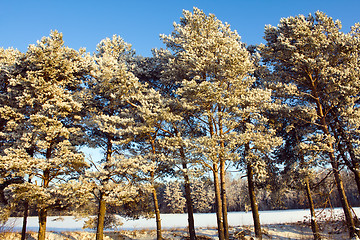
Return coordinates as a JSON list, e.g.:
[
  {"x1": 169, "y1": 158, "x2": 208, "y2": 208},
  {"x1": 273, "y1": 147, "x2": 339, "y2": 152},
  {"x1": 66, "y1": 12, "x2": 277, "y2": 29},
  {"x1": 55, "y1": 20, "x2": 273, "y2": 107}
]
[{"x1": 6, "y1": 207, "x2": 360, "y2": 232}]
